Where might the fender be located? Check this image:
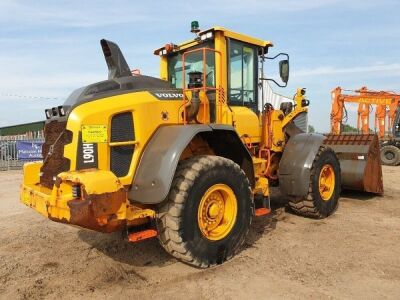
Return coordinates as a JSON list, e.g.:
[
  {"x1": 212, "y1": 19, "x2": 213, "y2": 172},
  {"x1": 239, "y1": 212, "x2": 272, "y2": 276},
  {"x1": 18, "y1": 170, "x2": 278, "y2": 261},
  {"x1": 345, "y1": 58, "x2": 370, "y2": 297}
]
[
  {"x1": 128, "y1": 124, "x2": 254, "y2": 204},
  {"x1": 279, "y1": 133, "x2": 325, "y2": 198}
]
